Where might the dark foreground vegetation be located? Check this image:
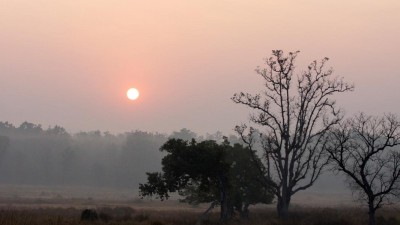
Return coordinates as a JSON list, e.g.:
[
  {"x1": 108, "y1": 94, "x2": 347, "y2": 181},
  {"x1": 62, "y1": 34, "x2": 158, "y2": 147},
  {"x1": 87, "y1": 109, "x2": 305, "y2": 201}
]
[{"x1": 1, "y1": 206, "x2": 400, "y2": 225}]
